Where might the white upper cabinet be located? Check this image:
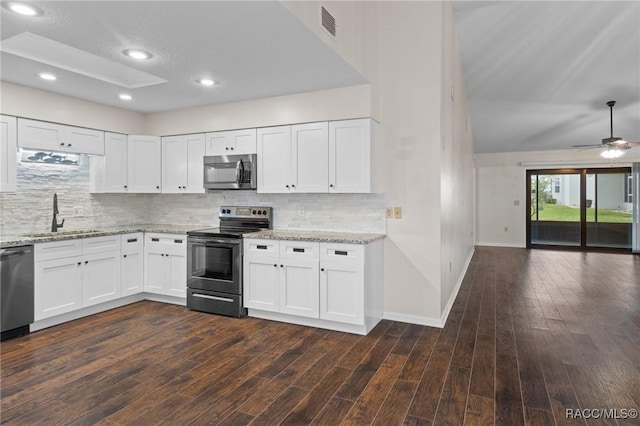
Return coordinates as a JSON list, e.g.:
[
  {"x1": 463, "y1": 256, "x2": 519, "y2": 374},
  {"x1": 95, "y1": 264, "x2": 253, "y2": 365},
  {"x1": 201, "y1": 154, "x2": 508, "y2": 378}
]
[
  {"x1": 291, "y1": 122, "x2": 329, "y2": 193},
  {"x1": 258, "y1": 122, "x2": 329, "y2": 193},
  {"x1": 329, "y1": 119, "x2": 375, "y2": 193},
  {"x1": 102, "y1": 132, "x2": 129, "y2": 193},
  {"x1": 205, "y1": 128, "x2": 257, "y2": 155},
  {"x1": 17, "y1": 118, "x2": 104, "y2": 155},
  {"x1": 162, "y1": 133, "x2": 205, "y2": 193},
  {"x1": 127, "y1": 135, "x2": 162, "y2": 193},
  {"x1": 257, "y1": 126, "x2": 292, "y2": 193},
  {"x1": 0, "y1": 115, "x2": 17, "y2": 193}
]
